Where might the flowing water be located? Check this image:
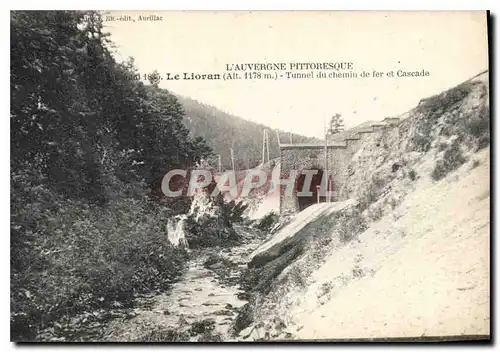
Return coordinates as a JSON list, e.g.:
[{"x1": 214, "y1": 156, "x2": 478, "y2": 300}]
[
  {"x1": 103, "y1": 226, "x2": 262, "y2": 342},
  {"x1": 166, "y1": 216, "x2": 189, "y2": 248},
  {"x1": 37, "y1": 192, "x2": 265, "y2": 342}
]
